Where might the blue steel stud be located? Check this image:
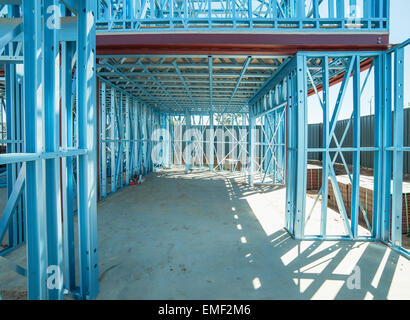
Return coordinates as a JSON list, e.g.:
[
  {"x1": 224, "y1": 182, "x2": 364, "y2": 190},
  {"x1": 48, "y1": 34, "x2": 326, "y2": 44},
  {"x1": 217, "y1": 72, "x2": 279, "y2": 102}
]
[
  {"x1": 381, "y1": 52, "x2": 392, "y2": 243},
  {"x1": 22, "y1": 0, "x2": 48, "y2": 300},
  {"x1": 101, "y1": 82, "x2": 107, "y2": 198},
  {"x1": 321, "y1": 56, "x2": 329, "y2": 237},
  {"x1": 185, "y1": 110, "x2": 192, "y2": 173},
  {"x1": 125, "y1": 96, "x2": 130, "y2": 184},
  {"x1": 110, "y1": 88, "x2": 116, "y2": 193},
  {"x1": 5, "y1": 52, "x2": 17, "y2": 249},
  {"x1": 77, "y1": 0, "x2": 99, "y2": 300},
  {"x1": 44, "y1": 0, "x2": 64, "y2": 300},
  {"x1": 96, "y1": 0, "x2": 389, "y2": 32},
  {"x1": 5, "y1": 3, "x2": 22, "y2": 251},
  {"x1": 248, "y1": 115, "x2": 256, "y2": 186},
  {"x1": 285, "y1": 72, "x2": 296, "y2": 234},
  {"x1": 61, "y1": 40, "x2": 76, "y2": 292},
  {"x1": 372, "y1": 54, "x2": 383, "y2": 240},
  {"x1": 351, "y1": 56, "x2": 361, "y2": 238},
  {"x1": 293, "y1": 54, "x2": 307, "y2": 239},
  {"x1": 209, "y1": 57, "x2": 214, "y2": 171},
  {"x1": 391, "y1": 48, "x2": 404, "y2": 247}
]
